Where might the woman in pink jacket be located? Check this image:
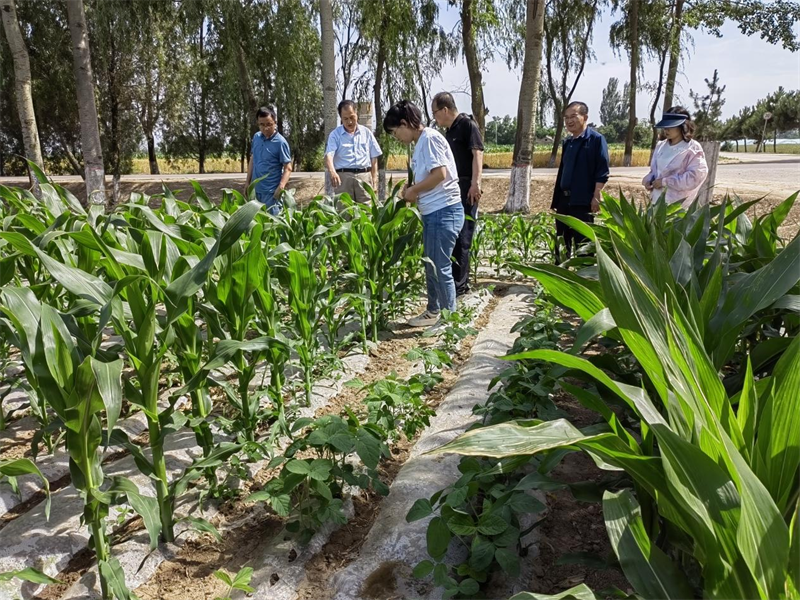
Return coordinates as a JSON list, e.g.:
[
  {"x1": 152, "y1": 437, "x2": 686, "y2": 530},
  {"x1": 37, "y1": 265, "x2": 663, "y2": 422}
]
[{"x1": 643, "y1": 106, "x2": 709, "y2": 208}]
